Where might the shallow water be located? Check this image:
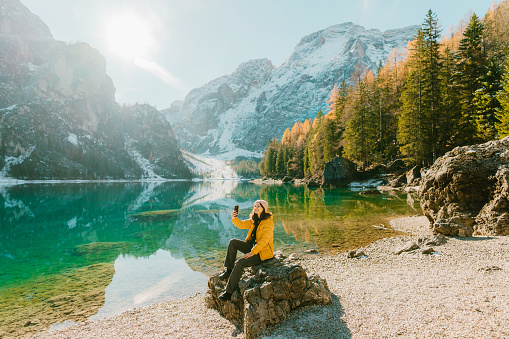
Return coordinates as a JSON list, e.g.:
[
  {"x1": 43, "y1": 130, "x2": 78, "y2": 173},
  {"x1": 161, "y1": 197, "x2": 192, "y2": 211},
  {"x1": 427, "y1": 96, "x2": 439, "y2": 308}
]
[{"x1": 0, "y1": 181, "x2": 420, "y2": 336}]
